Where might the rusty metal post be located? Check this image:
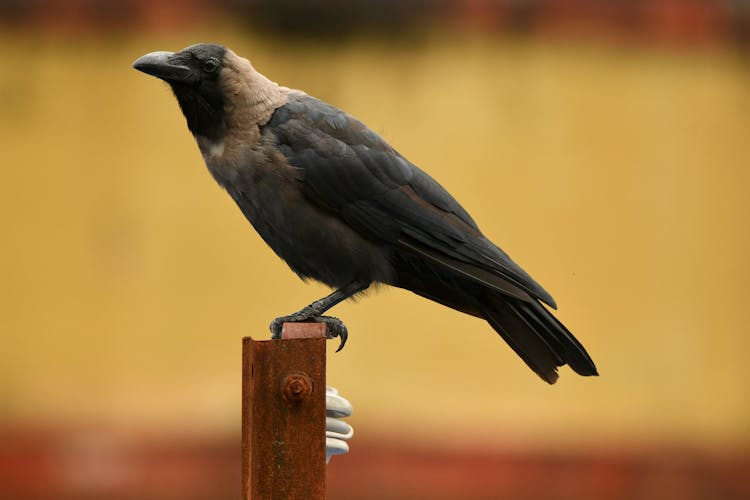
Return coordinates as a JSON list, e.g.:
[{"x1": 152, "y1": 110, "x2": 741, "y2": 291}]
[{"x1": 242, "y1": 323, "x2": 327, "y2": 499}]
